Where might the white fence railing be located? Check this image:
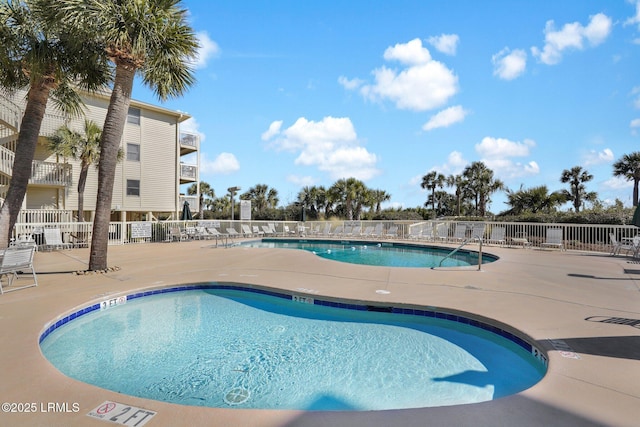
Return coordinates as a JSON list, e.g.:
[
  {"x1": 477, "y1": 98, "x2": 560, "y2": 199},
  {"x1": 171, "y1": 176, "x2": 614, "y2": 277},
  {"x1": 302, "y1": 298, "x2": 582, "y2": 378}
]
[{"x1": 11, "y1": 219, "x2": 639, "y2": 254}]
